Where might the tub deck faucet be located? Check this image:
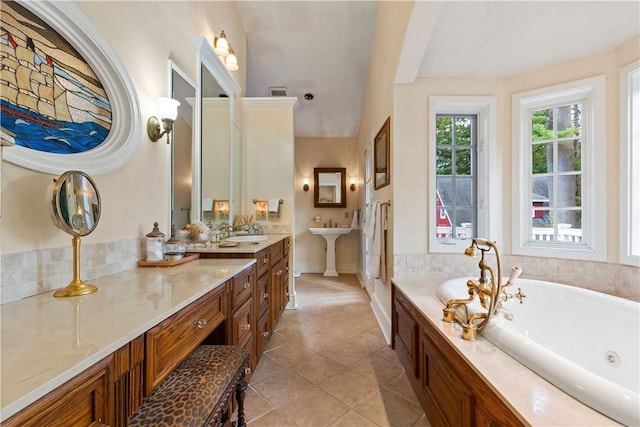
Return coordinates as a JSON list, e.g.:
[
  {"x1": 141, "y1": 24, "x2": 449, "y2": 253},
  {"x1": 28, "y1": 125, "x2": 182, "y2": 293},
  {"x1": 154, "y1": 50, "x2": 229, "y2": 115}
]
[{"x1": 442, "y1": 238, "x2": 524, "y2": 340}]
